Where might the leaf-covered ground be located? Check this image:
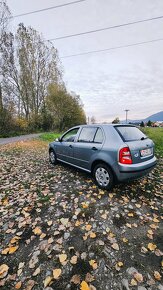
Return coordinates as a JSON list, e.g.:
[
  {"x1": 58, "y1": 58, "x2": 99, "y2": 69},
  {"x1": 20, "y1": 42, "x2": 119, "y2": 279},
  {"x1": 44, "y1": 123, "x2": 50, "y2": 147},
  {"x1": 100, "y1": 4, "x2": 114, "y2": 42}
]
[{"x1": 0, "y1": 140, "x2": 163, "y2": 290}]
